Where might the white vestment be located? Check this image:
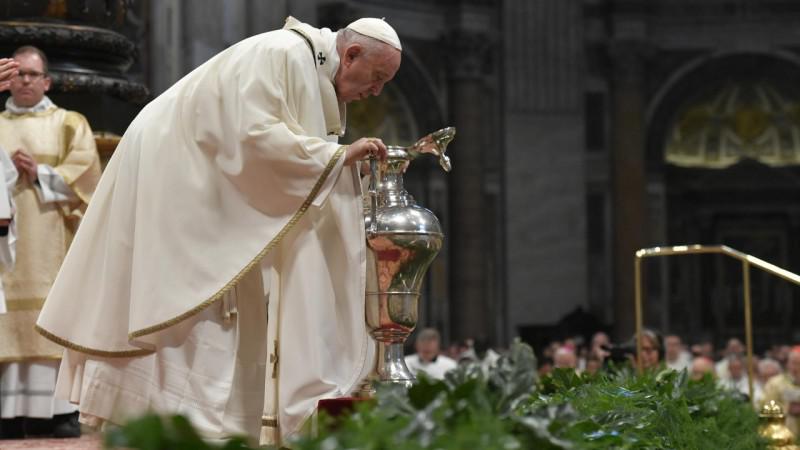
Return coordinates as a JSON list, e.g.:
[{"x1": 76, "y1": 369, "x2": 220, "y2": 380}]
[
  {"x1": 404, "y1": 354, "x2": 458, "y2": 380},
  {"x1": 0, "y1": 147, "x2": 16, "y2": 313},
  {"x1": 36, "y1": 18, "x2": 373, "y2": 441}
]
